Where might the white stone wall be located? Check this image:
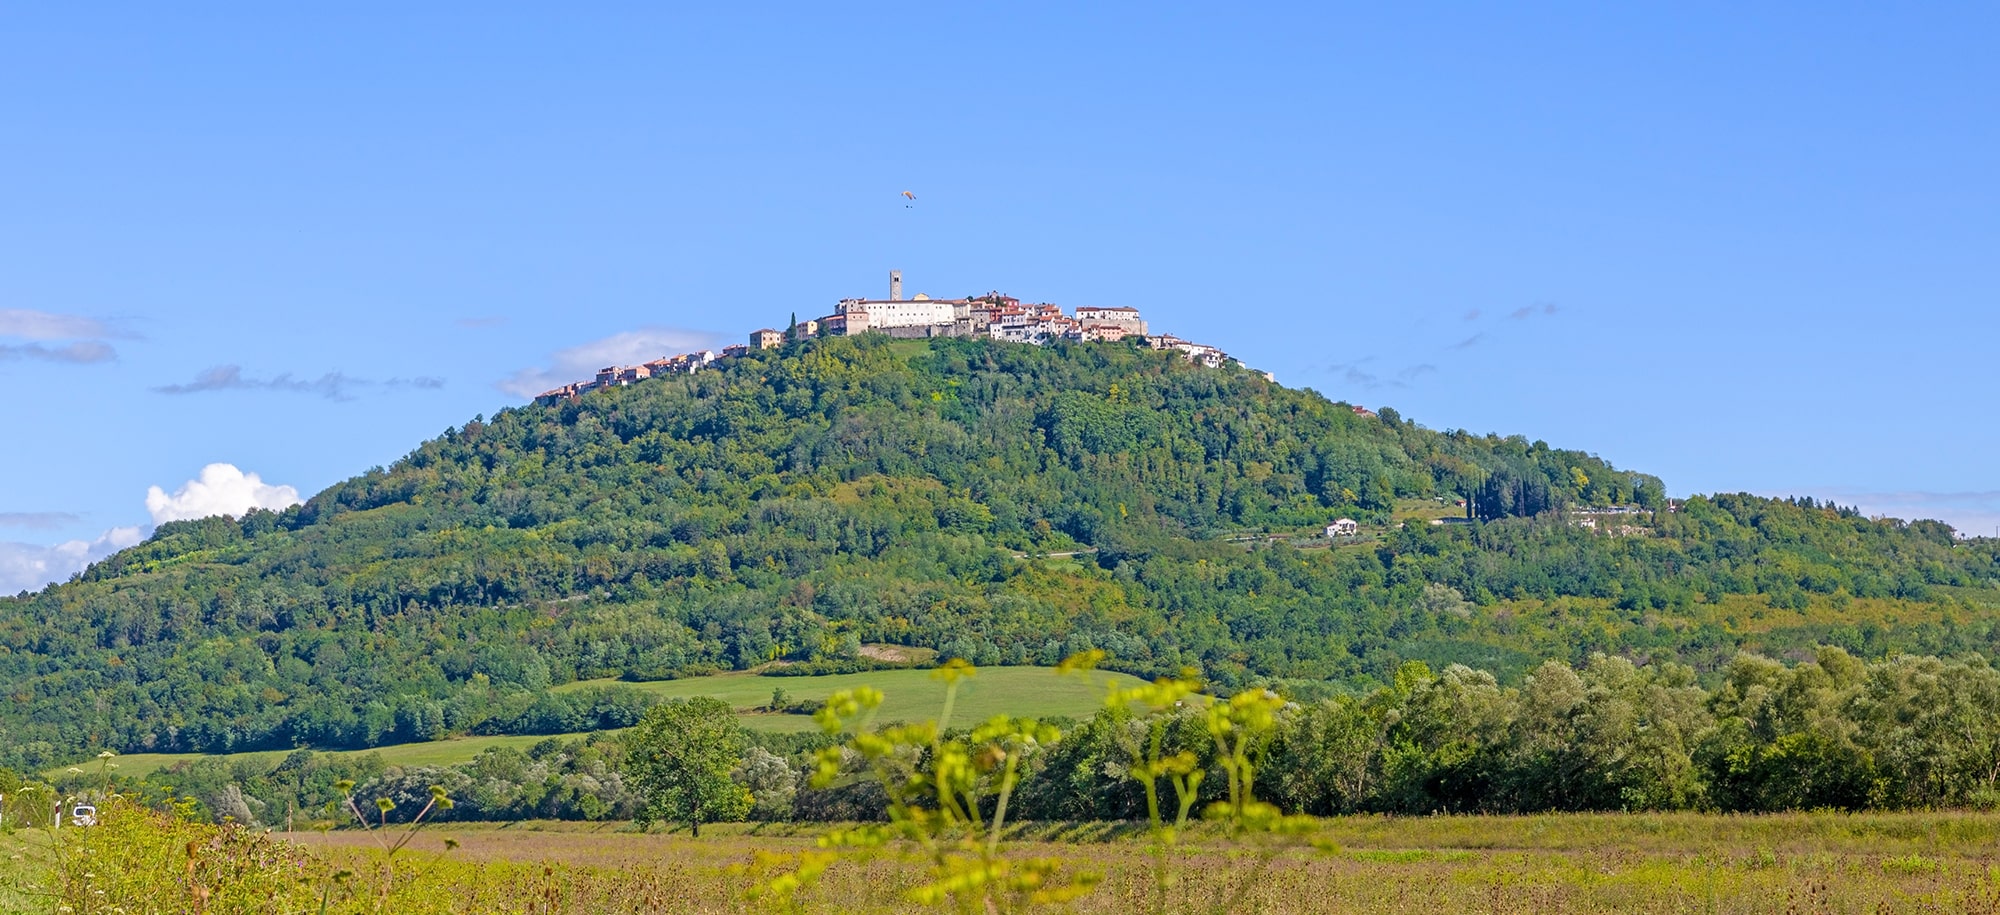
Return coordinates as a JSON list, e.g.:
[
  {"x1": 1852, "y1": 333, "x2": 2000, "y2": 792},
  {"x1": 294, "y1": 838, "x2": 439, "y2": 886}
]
[{"x1": 843, "y1": 298, "x2": 956, "y2": 328}]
